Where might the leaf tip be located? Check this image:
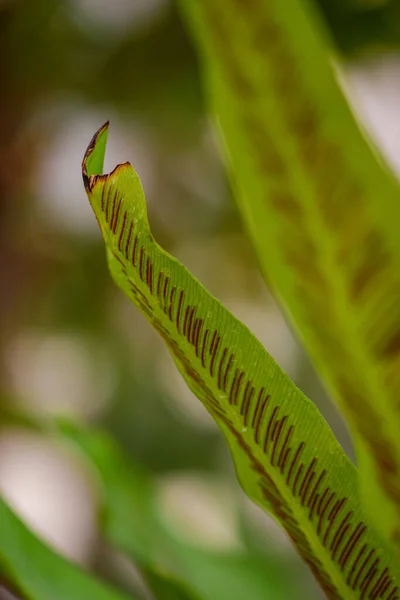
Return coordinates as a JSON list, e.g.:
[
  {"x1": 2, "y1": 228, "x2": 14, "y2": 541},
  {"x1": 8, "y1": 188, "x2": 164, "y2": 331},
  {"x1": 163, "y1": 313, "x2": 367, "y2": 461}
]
[{"x1": 82, "y1": 121, "x2": 110, "y2": 192}]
